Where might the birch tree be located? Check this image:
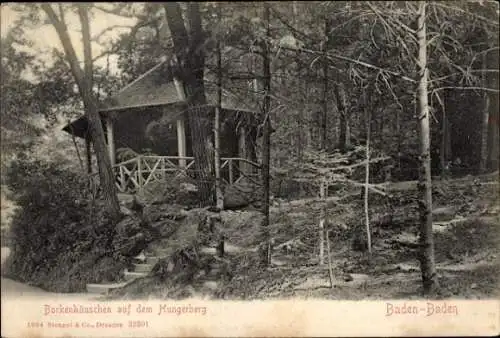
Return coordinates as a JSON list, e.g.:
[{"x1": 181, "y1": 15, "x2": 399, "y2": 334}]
[
  {"x1": 415, "y1": 1, "x2": 438, "y2": 293},
  {"x1": 260, "y1": 2, "x2": 272, "y2": 267},
  {"x1": 40, "y1": 3, "x2": 121, "y2": 218}
]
